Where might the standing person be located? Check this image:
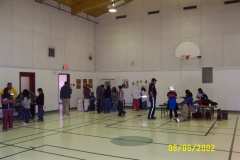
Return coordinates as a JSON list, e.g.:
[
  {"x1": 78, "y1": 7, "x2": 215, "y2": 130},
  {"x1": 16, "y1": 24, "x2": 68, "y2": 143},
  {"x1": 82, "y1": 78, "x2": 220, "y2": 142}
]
[
  {"x1": 29, "y1": 91, "x2": 37, "y2": 120},
  {"x1": 148, "y1": 78, "x2": 157, "y2": 119},
  {"x1": 96, "y1": 85, "x2": 104, "y2": 113},
  {"x1": 167, "y1": 86, "x2": 178, "y2": 119},
  {"x1": 83, "y1": 84, "x2": 91, "y2": 112},
  {"x1": 36, "y1": 88, "x2": 44, "y2": 122},
  {"x1": 60, "y1": 81, "x2": 72, "y2": 116},
  {"x1": 118, "y1": 85, "x2": 126, "y2": 116},
  {"x1": 22, "y1": 89, "x2": 31, "y2": 125},
  {"x1": 89, "y1": 92, "x2": 96, "y2": 111},
  {"x1": 111, "y1": 87, "x2": 118, "y2": 112},
  {"x1": 1, "y1": 88, "x2": 15, "y2": 131},
  {"x1": 132, "y1": 86, "x2": 141, "y2": 111},
  {"x1": 103, "y1": 86, "x2": 111, "y2": 113},
  {"x1": 141, "y1": 87, "x2": 148, "y2": 110},
  {"x1": 0, "y1": 82, "x2": 18, "y2": 99}
]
